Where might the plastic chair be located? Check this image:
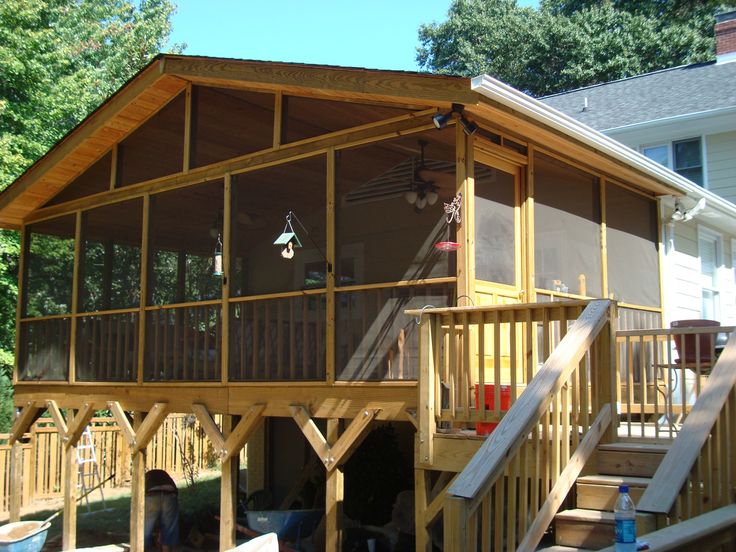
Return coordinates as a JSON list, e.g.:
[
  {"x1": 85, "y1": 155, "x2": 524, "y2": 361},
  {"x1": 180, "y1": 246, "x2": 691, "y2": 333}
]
[{"x1": 670, "y1": 319, "x2": 720, "y2": 366}]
